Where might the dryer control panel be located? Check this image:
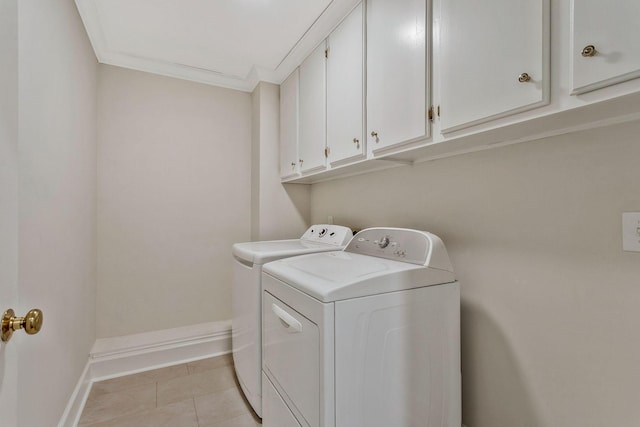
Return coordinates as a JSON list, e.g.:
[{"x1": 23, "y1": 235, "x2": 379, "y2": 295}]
[
  {"x1": 346, "y1": 227, "x2": 453, "y2": 271},
  {"x1": 301, "y1": 224, "x2": 353, "y2": 246}
]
